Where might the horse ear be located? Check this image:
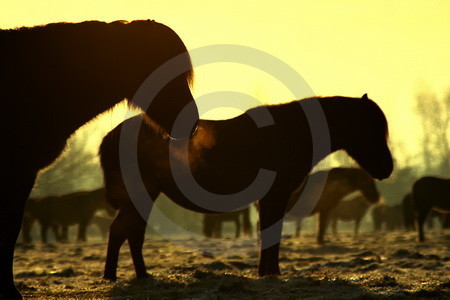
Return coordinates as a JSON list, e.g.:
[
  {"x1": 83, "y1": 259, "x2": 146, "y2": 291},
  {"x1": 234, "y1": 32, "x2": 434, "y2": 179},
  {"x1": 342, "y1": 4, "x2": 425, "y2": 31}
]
[{"x1": 362, "y1": 93, "x2": 368, "y2": 100}]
